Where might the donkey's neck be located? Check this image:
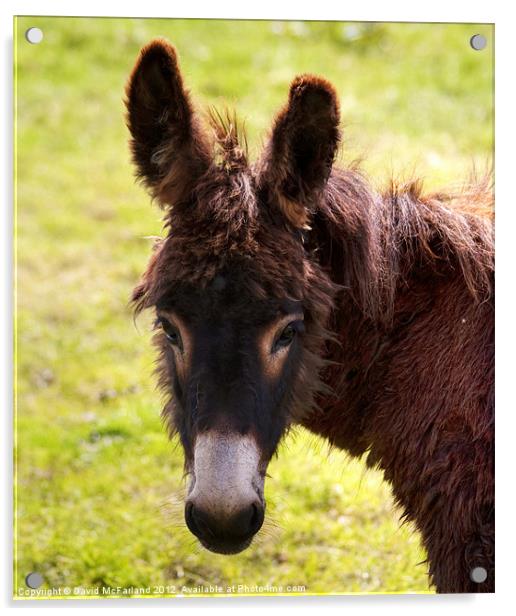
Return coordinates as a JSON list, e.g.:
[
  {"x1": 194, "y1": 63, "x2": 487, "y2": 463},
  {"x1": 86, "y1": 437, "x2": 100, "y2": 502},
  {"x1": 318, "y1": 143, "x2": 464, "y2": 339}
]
[{"x1": 302, "y1": 167, "x2": 494, "y2": 459}]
